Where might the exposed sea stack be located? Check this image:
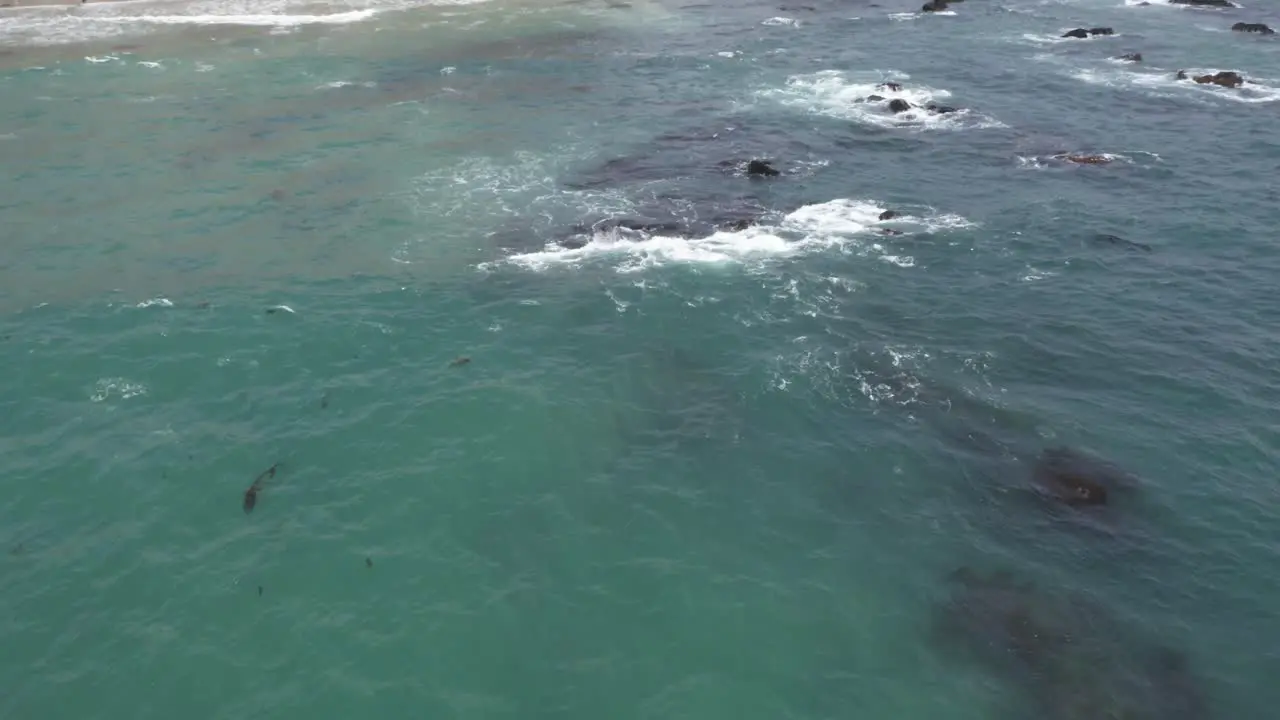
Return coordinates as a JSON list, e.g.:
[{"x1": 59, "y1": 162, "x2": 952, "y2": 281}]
[
  {"x1": 1232, "y1": 22, "x2": 1275, "y2": 35},
  {"x1": 745, "y1": 159, "x2": 781, "y2": 177},
  {"x1": 878, "y1": 210, "x2": 900, "y2": 221},
  {"x1": 1188, "y1": 70, "x2": 1245, "y2": 88},
  {"x1": 1063, "y1": 27, "x2": 1113, "y2": 39},
  {"x1": 922, "y1": 0, "x2": 949, "y2": 12}
]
